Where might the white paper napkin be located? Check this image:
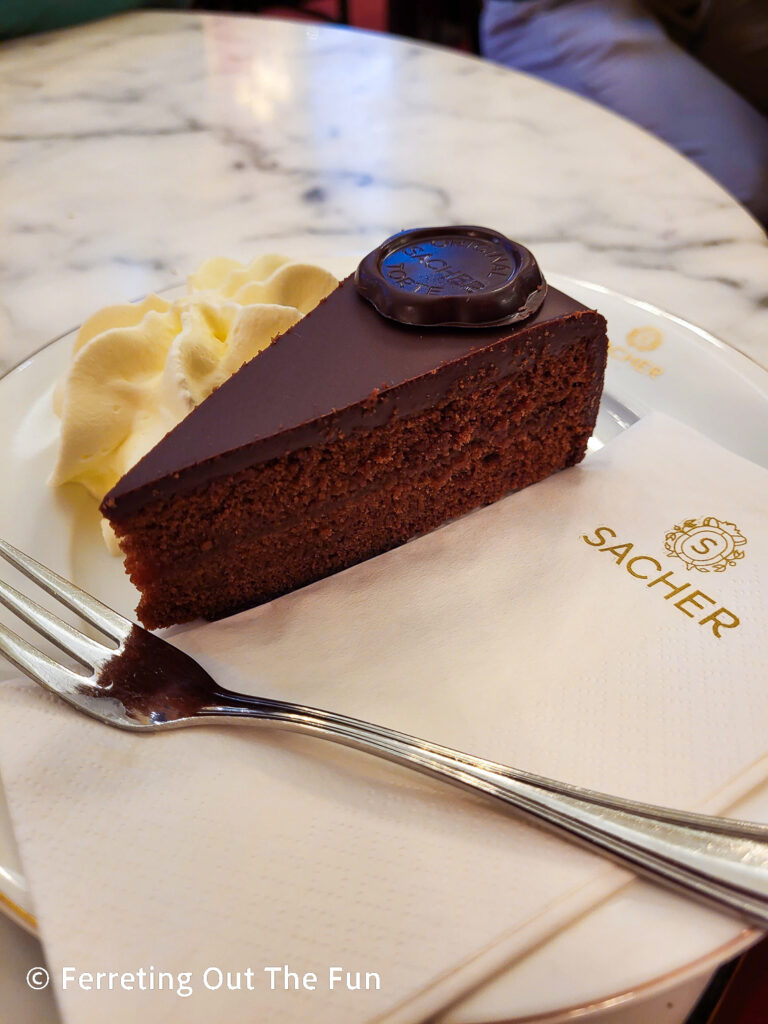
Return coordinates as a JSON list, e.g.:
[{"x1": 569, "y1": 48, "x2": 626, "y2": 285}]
[{"x1": 1, "y1": 413, "x2": 767, "y2": 1024}]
